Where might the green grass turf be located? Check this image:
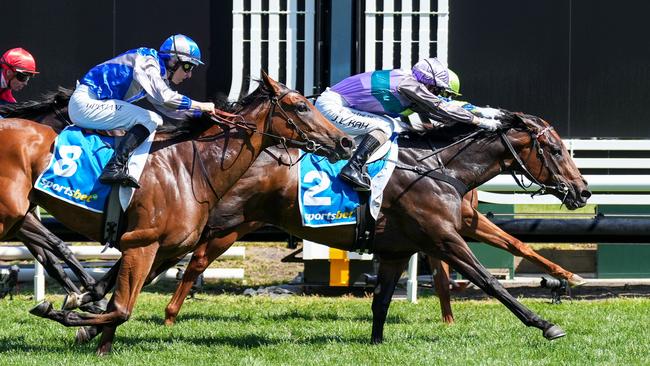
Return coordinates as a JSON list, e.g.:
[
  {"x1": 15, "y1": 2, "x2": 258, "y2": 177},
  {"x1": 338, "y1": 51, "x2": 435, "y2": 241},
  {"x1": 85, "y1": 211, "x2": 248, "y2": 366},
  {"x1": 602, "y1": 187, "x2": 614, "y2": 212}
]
[{"x1": 1, "y1": 293, "x2": 649, "y2": 365}]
